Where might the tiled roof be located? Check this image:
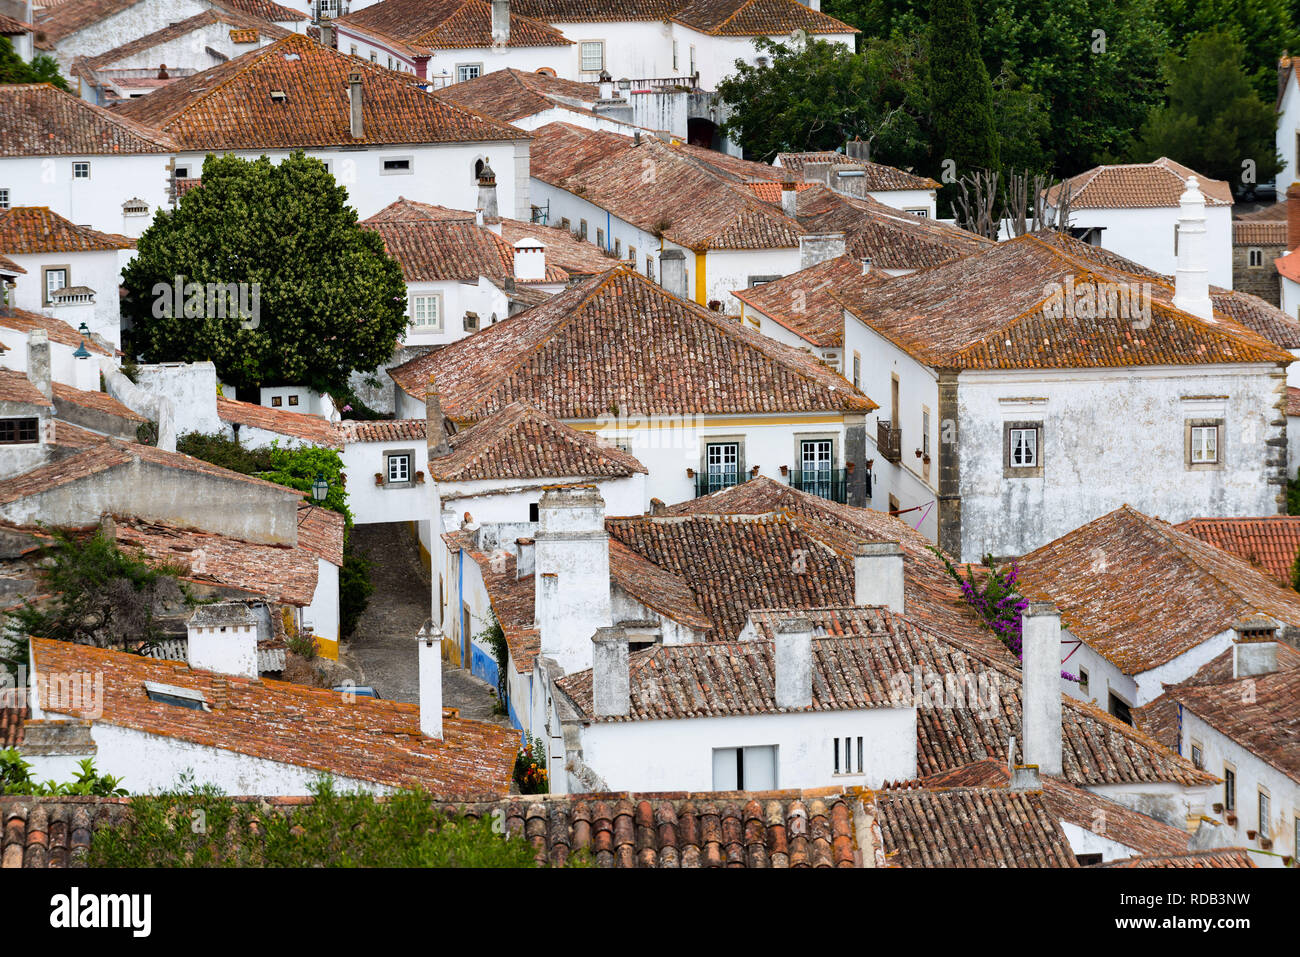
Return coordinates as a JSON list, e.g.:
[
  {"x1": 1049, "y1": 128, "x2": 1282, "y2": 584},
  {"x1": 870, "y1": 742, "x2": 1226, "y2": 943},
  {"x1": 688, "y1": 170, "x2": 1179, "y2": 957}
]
[
  {"x1": 1275, "y1": 247, "x2": 1300, "y2": 283},
  {"x1": 0, "y1": 789, "x2": 860, "y2": 868},
  {"x1": 216, "y1": 396, "x2": 341, "y2": 447},
  {"x1": 873, "y1": 787, "x2": 1078, "y2": 867},
  {"x1": 1232, "y1": 221, "x2": 1287, "y2": 245},
  {"x1": 0, "y1": 368, "x2": 52, "y2": 408},
  {"x1": 50, "y1": 419, "x2": 110, "y2": 450},
  {"x1": 1017, "y1": 506, "x2": 1300, "y2": 675},
  {"x1": 113, "y1": 35, "x2": 526, "y2": 150},
  {"x1": 430, "y1": 401, "x2": 646, "y2": 481},
  {"x1": 212, "y1": 0, "x2": 311, "y2": 21},
  {"x1": 669, "y1": 0, "x2": 857, "y2": 35},
  {"x1": 0, "y1": 83, "x2": 175, "y2": 156},
  {"x1": 1175, "y1": 515, "x2": 1300, "y2": 585},
  {"x1": 0, "y1": 705, "x2": 25, "y2": 747},
  {"x1": 52, "y1": 382, "x2": 146, "y2": 422},
  {"x1": 335, "y1": 418, "x2": 427, "y2": 443},
  {"x1": 510, "y1": 0, "x2": 682, "y2": 20},
  {"x1": 907, "y1": 759, "x2": 1193, "y2": 858},
  {"x1": 29, "y1": 638, "x2": 518, "y2": 796},
  {"x1": 1290, "y1": 387, "x2": 1300, "y2": 417},
  {"x1": 0, "y1": 206, "x2": 136, "y2": 253},
  {"x1": 437, "y1": 68, "x2": 597, "y2": 123},
  {"x1": 296, "y1": 502, "x2": 344, "y2": 567},
  {"x1": 336, "y1": 0, "x2": 571, "y2": 56},
  {"x1": 740, "y1": 606, "x2": 1216, "y2": 789},
  {"x1": 835, "y1": 232, "x2": 1293, "y2": 369},
  {"x1": 775, "y1": 151, "x2": 940, "y2": 190},
  {"x1": 361, "y1": 218, "x2": 567, "y2": 283},
  {"x1": 744, "y1": 180, "x2": 815, "y2": 203},
  {"x1": 1048, "y1": 158, "x2": 1233, "y2": 209},
  {"x1": 1094, "y1": 849, "x2": 1256, "y2": 868},
  {"x1": 72, "y1": 10, "x2": 293, "y2": 77},
  {"x1": 0, "y1": 307, "x2": 113, "y2": 355},
  {"x1": 390, "y1": 268, "x2": 874, "y2": 418},
  {"x1": 36, "y1": 0, "x2": 305, "y2": 44},
  {"x1": 0, "y1": 13, "x2": 29, "y2": 35},
  {"x1": 1236, "y1": 201, "x2": 1286, "y2": 222},
  {"x1": 0, "y1": 253, "x2": 24, "y2": 275},
  {"x1": 734, "y1": 254, "x2": 884, "y2": 347}
]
